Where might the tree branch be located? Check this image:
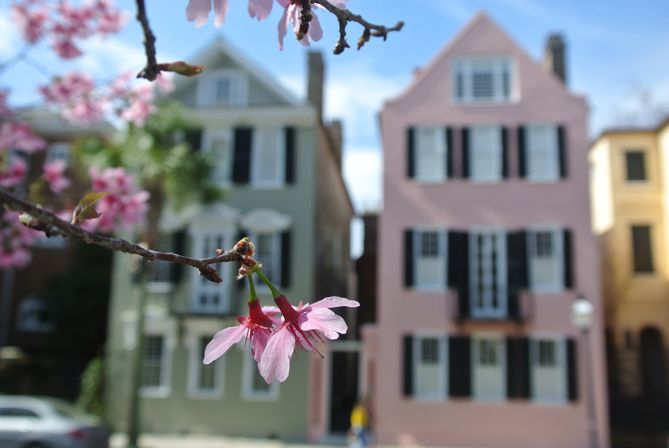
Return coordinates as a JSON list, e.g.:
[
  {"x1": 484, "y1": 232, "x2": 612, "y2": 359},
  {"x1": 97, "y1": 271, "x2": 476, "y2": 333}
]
[
  {"x1": 135, "y1": 0, "x2": 160, "y2": 81},
  {"x1": 311, "y1": 0, "x2": 404, "y2": 54},
  {"x1": 0, "y1": 188, "x2": 241, "y2": 283}
]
